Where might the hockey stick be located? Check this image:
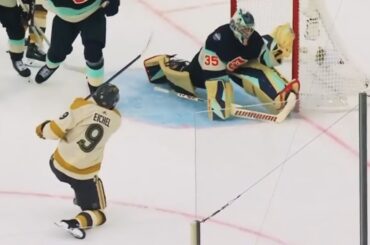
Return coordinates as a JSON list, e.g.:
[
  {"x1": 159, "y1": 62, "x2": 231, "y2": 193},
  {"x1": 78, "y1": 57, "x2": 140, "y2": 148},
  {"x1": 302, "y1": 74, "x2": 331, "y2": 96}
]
[
  {"x1": 28, "y1": 1, "x2": 46, "y2": 45},
  {"x1": 32, "y1": 25, "x2": 50, "y2": 46},
  {"x1": 22, "y1": 1, "x2": 108, "y2": 72},
  {"x1": 154, "y1": 86, "x2": 297, "y2": 123},
  {"x1": 28, "y1": 0, "x2": 109, "y2": 47},
  {"x1": 84, "y1": 33, "x2": 153, "y2": 100},
  {"x1": 231, "y1": 93, "x2": 296, "y2": 122},
  {"x1": 18, "y1": 0, "x2": 46, "y2": 43}
]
